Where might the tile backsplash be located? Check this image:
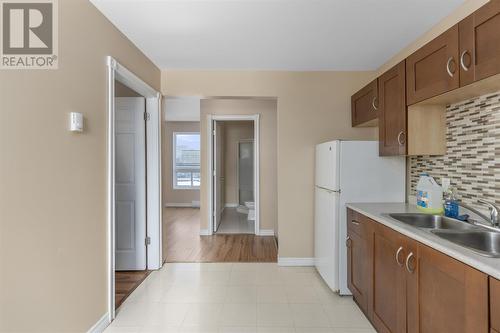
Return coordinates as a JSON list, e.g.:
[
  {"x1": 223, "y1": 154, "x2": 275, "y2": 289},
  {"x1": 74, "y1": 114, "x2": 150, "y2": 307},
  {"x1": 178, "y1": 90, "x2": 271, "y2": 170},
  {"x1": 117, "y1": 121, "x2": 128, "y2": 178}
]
[{"x1": 409, "y1": 91, "x2": 500, "y2": 207}]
